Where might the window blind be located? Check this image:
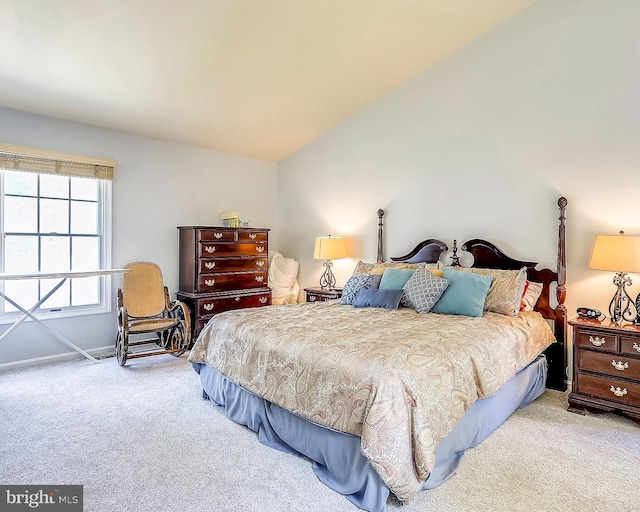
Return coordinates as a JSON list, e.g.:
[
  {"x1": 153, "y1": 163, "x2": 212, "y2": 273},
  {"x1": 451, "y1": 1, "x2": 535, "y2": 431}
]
[{"x1": 0, "y1": 143, "x2": 115, "y2": 180}]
